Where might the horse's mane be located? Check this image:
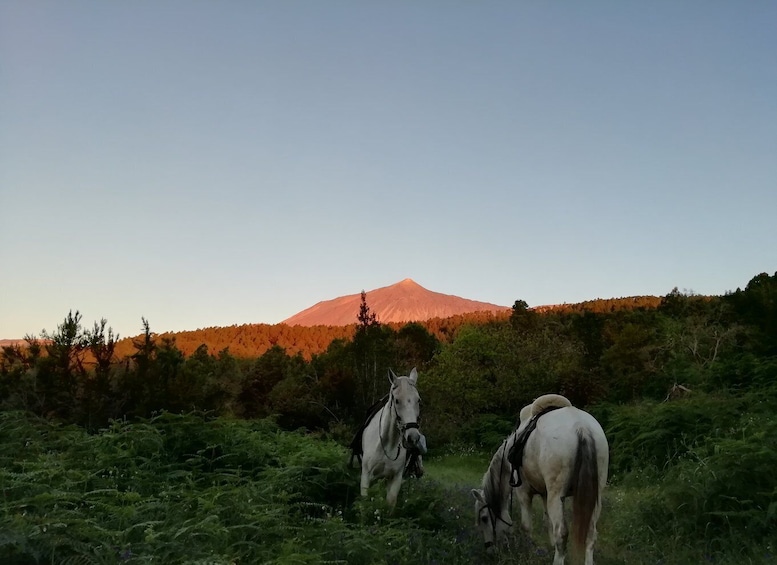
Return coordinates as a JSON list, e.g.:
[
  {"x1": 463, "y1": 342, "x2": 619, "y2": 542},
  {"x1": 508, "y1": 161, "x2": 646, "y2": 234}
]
[{"x1": 482, "y1": 437, "x2": 512, "y2": 517}]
